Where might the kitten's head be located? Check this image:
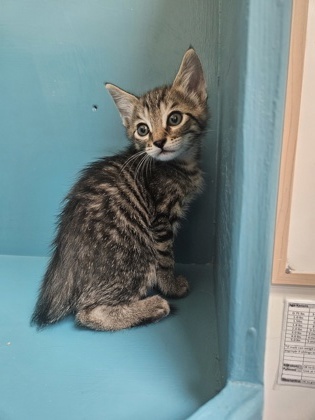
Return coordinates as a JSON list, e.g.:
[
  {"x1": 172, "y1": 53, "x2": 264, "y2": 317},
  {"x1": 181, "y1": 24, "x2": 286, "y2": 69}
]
[{"x1": 105, "y1": 48, "x2": 208, "y2": 162}]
